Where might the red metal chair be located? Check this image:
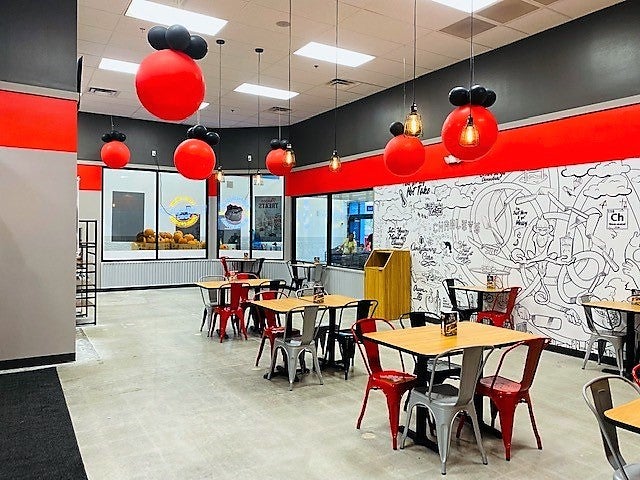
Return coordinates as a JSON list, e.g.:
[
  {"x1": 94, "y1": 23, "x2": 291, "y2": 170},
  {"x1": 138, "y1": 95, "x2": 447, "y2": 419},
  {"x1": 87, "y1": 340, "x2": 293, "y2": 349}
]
[
  {"x1": 352, "y1": 318, "x2": 417, "y2": 450},
  {"x1": 236, "y1": 272, "x2": 258, "y2": 279},
  {"x1": 633, "y1": 363, "x2": 640, "y2": 387},
  {"x1": 457, "y1": 337, "x2": 550, "y2": 460},
  {"x1": 214, "y1": 282, "x2": 249, "y2": 342},
  {"x1": 476, "y1": 286, "x2": 521, "y2": 329},
  {"x1": 220, "y1": 256, "x2": 231, "y2": 278},
  {"x1": 253, "y1": 290, "x2": 299, "y2": 366}
]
